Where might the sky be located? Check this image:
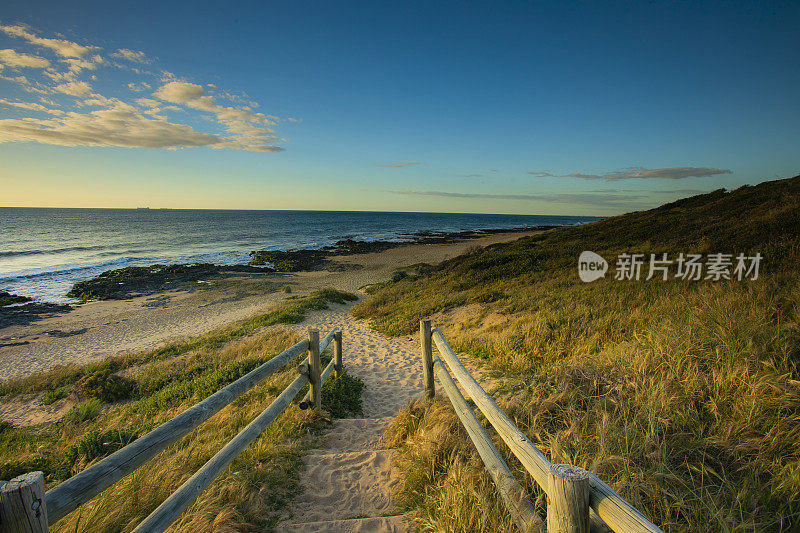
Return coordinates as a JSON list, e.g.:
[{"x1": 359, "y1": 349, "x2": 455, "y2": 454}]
[{"x1": 0, "y1": 1, "x2": 798, "y2": 215}]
